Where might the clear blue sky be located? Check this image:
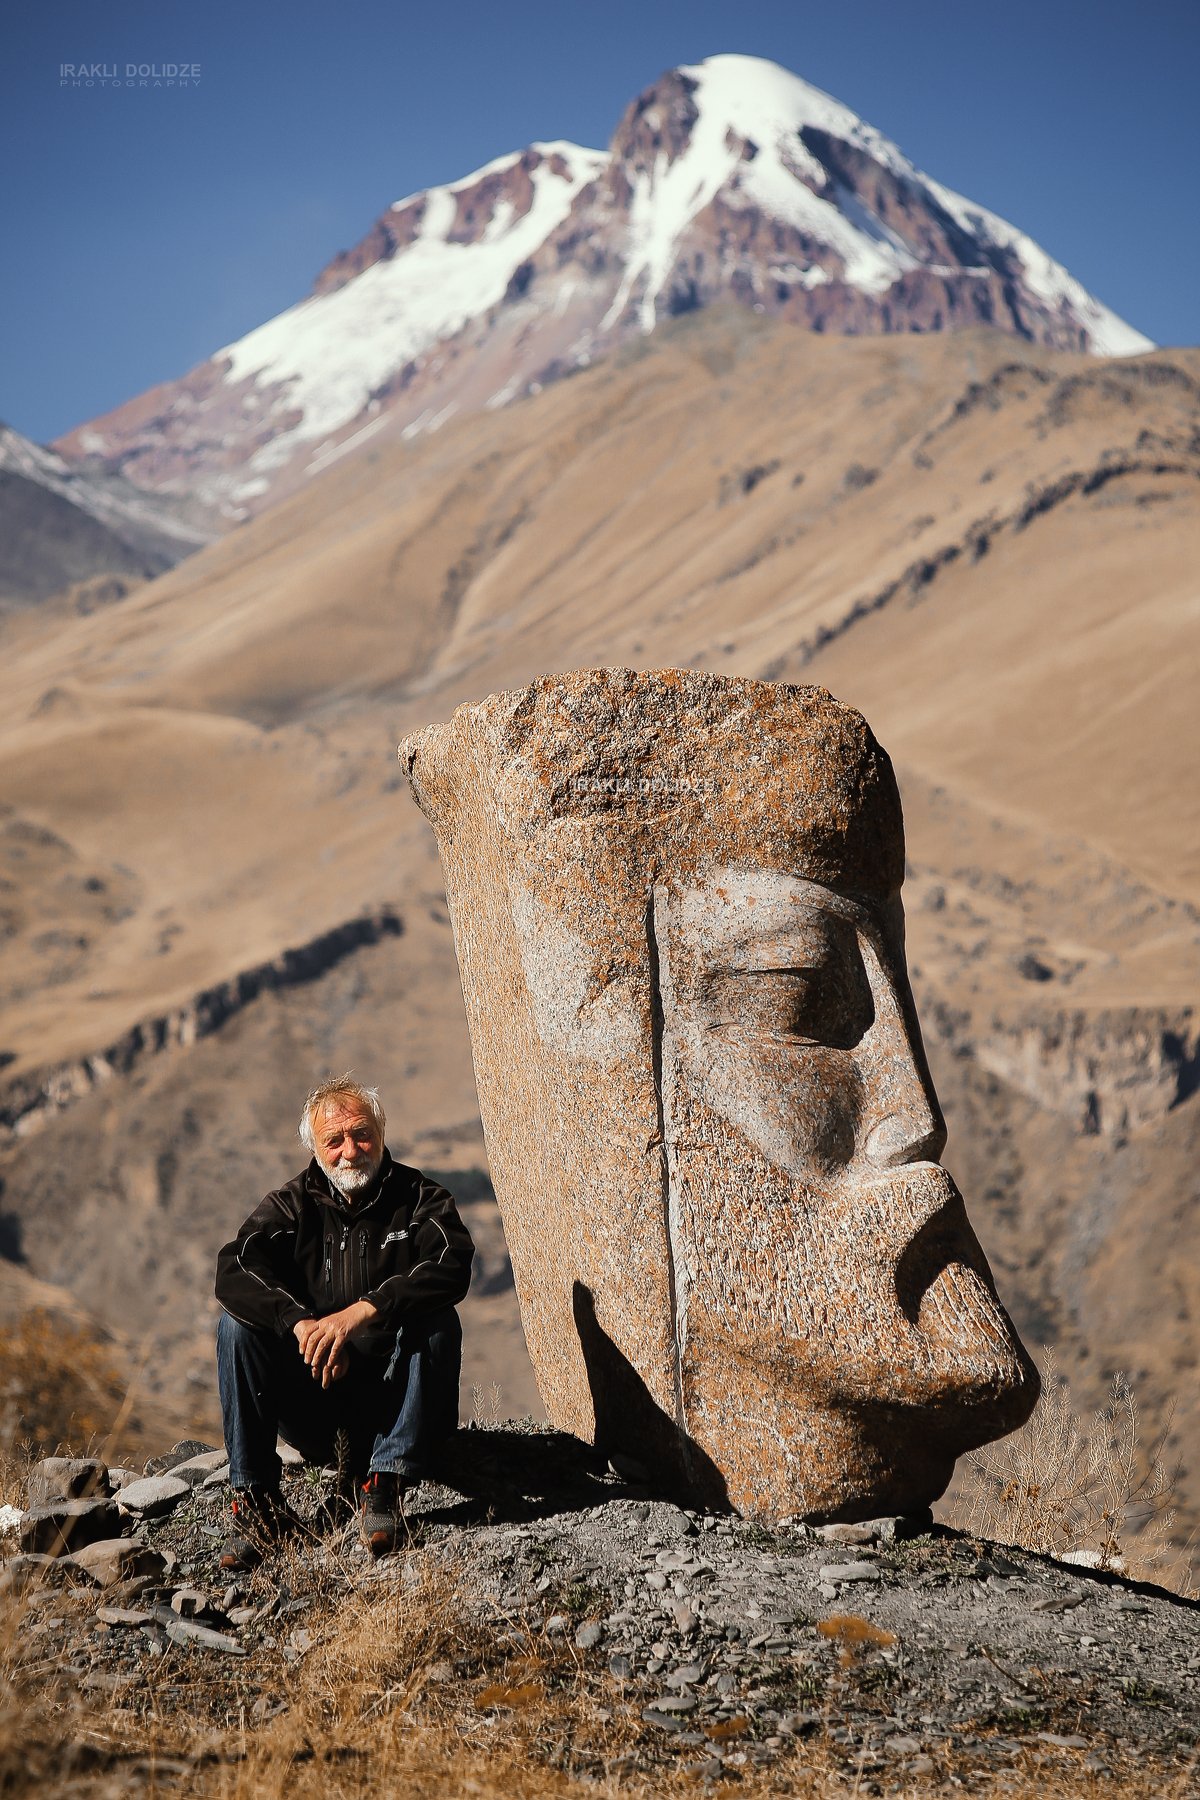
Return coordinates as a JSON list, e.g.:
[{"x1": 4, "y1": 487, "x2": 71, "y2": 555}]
[{"x1": 2, "y1": 0, "x2": 1197, "y2": 445}]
